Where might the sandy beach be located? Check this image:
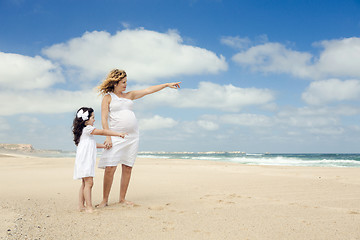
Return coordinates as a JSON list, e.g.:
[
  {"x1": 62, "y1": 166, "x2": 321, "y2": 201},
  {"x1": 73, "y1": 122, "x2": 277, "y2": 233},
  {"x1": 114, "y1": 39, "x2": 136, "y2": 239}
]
[{"x1": 0, "y1": 154, "x2": 360, "y2": 240}]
